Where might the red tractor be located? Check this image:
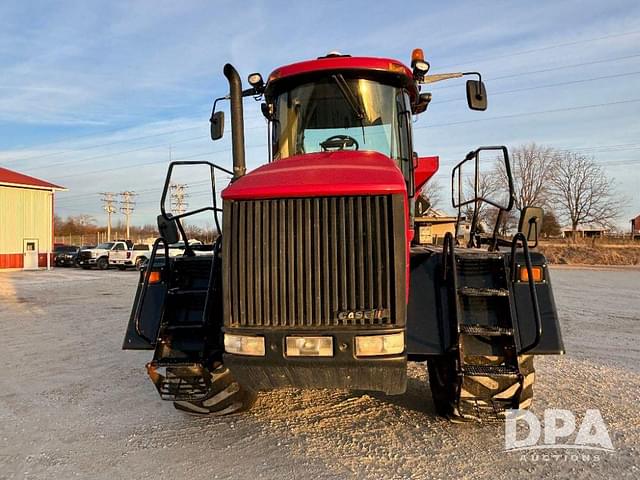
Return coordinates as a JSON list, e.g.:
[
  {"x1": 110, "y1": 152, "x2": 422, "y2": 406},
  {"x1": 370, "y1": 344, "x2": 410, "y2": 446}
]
[{"x1": 123, "y1": 50, "x2": 564, "y2": 422}]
